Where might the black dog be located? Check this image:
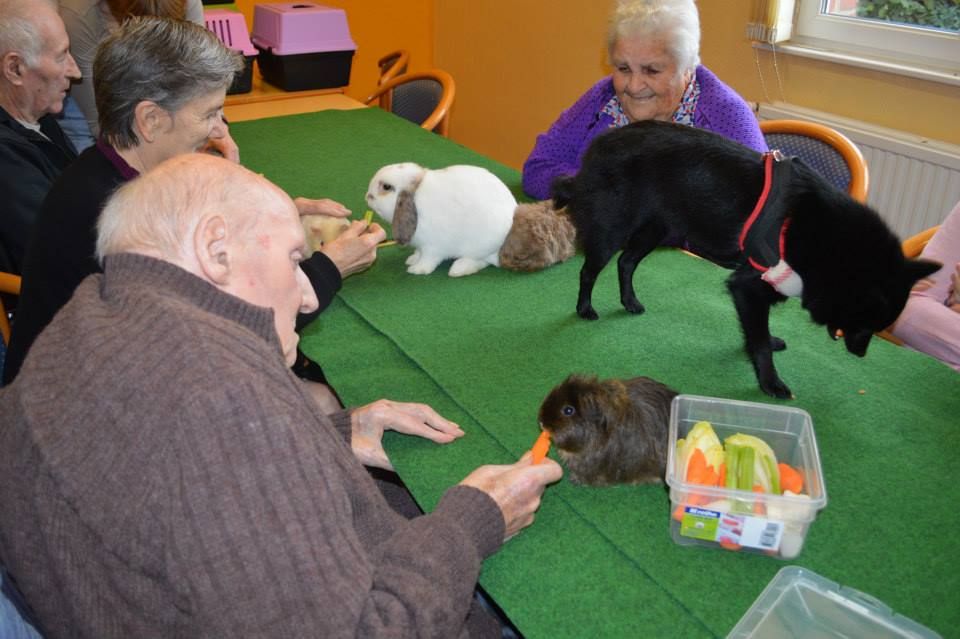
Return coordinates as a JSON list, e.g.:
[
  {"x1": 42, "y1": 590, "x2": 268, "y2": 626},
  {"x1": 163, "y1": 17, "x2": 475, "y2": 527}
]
[{"x1": 553, "y1": 120, "x2": 939, "y2": 399}]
